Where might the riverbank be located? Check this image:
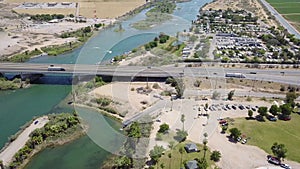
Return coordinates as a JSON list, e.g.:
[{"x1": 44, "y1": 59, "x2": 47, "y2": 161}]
[
  {"x1": 0, "y1": 116, "x2": 49, "y2": 166},
  {"x1": 3, "y1": 113, "x2": 86, "y2": 169},
  {"x1": 0, "y1": 77, "x2": 30, "y2": 90}
]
